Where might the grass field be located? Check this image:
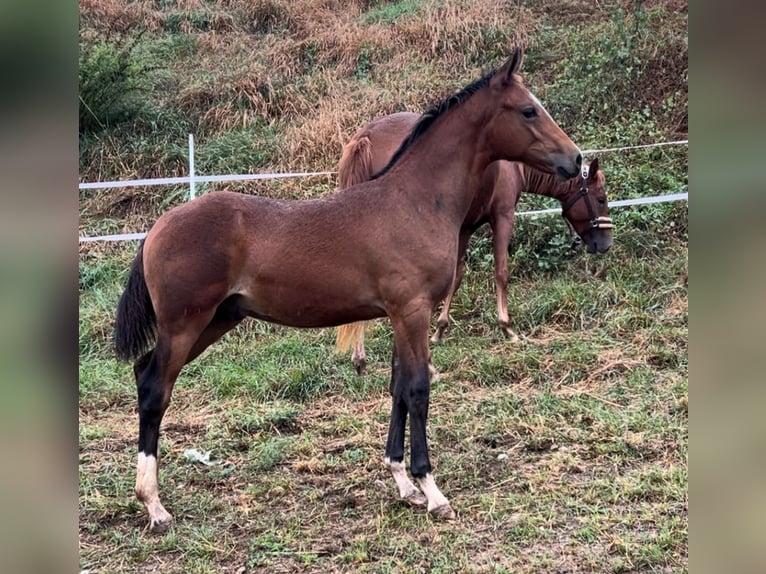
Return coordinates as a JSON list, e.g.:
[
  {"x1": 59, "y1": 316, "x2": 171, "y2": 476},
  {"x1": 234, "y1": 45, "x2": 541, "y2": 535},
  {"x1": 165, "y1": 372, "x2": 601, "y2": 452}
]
[
  {"x1": 79, "y1": 1, "x2": 687, "y2": 571},
  {"x1": 79, "y1": 218, "x2": 687, "y2": 573}
]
